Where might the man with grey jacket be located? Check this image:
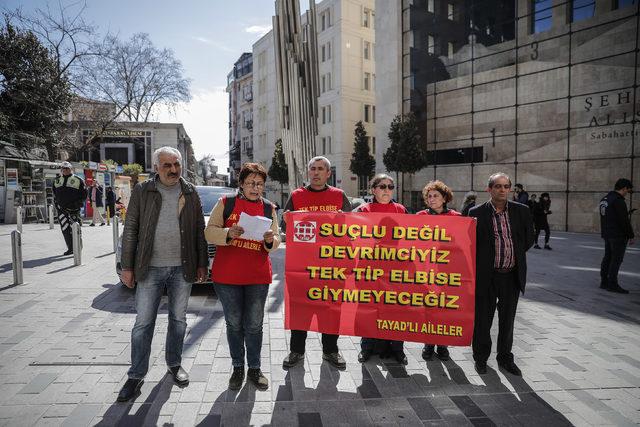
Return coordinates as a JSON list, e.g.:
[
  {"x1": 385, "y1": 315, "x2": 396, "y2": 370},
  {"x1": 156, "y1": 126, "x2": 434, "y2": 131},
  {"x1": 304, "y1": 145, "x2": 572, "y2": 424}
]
[{"x1": 117, "y1": 146, "x2": 208, "y2": 402}]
